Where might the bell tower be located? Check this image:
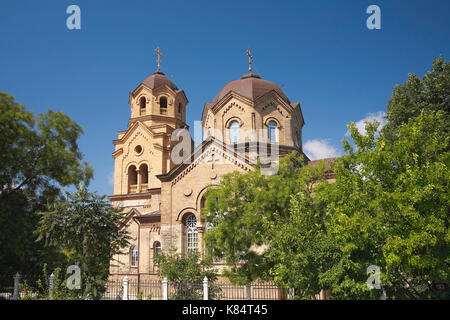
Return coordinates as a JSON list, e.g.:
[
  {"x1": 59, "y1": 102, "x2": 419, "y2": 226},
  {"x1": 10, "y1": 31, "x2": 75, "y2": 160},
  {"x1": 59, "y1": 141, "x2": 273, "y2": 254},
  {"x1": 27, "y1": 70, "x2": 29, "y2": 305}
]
[
  {"x1": 127, "y1": 47, "x2": 188, "y2": 129},
  {"x1": 111, "y1": 48, "x2": 189, "y2": 197}
]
